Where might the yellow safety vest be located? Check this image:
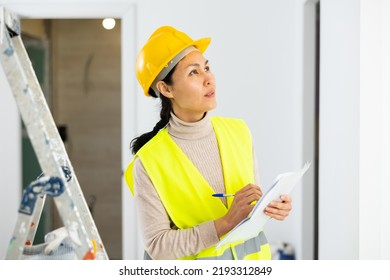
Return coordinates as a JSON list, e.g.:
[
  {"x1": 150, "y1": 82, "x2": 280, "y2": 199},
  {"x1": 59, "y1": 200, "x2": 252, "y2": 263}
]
[{"x1": 125, "y1": 116, "x2": 271, "y2": 260}]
